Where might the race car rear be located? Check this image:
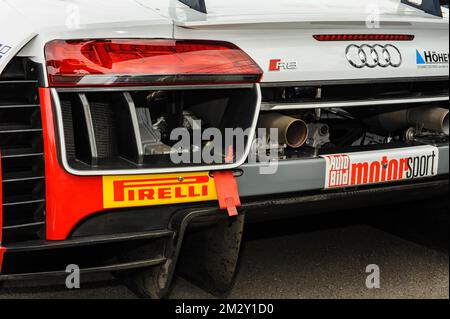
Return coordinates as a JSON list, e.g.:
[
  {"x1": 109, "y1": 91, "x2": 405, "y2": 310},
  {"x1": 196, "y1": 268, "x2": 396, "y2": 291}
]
[{"x1": 0, "y1": 0, "x2": 448, "y2": 298}]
